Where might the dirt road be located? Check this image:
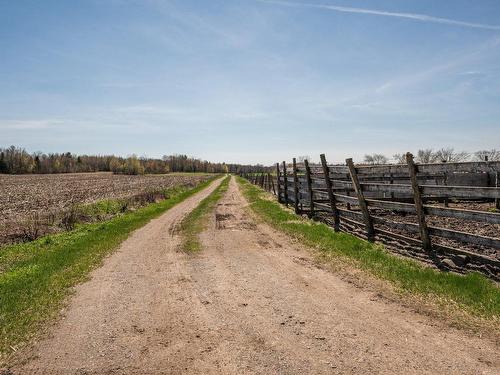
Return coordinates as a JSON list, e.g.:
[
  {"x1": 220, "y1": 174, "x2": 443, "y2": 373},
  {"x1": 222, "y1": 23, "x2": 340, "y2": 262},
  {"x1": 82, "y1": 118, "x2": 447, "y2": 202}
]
[{"x1": 10, "y1": 176, "x2": 499, "y2": 374}]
